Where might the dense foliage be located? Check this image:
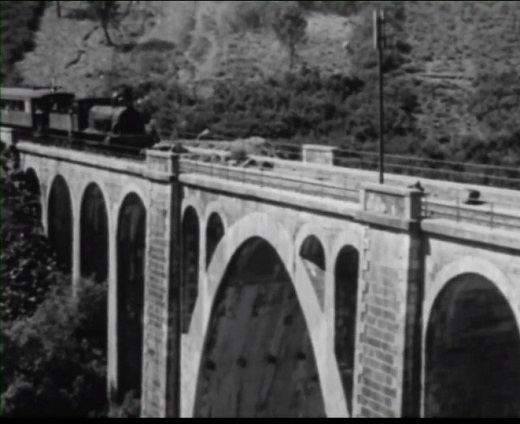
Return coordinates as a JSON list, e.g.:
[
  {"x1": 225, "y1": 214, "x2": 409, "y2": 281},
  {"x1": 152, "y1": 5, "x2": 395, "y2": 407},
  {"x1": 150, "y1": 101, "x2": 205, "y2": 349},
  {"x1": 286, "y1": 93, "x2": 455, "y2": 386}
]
[
  {"x1": 0, "y1": 1, "x2": 45, "y2": 85},
  {"x1": 270, "y1": 2, "x2": 308, "y2": 70},
  {"x1": 0, "y1": 146, "x2": 112, "y2": 417},
  {"x1": 2, "y1": 279, "x2": 108, "y2": 417},
  {"x1": 0, "y1": 145, "x2": 59, "y2": 322},
  {"x1": 3, "y1": 1, "x2": 520, "y2": 168},
  {"x1": 85, "y1": 1, "x2": 120, "y2": 46}
]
